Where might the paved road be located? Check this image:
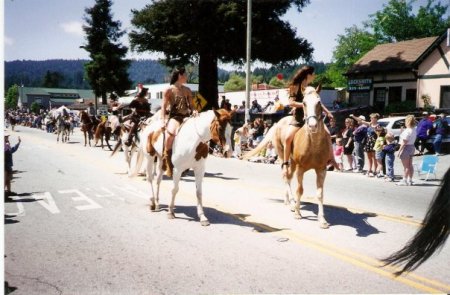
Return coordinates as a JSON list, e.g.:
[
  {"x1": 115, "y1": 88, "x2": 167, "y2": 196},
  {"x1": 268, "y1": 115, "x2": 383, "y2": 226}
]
[{"x1": 4, "y1": 126, "x2": 450, "y2": 294}]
